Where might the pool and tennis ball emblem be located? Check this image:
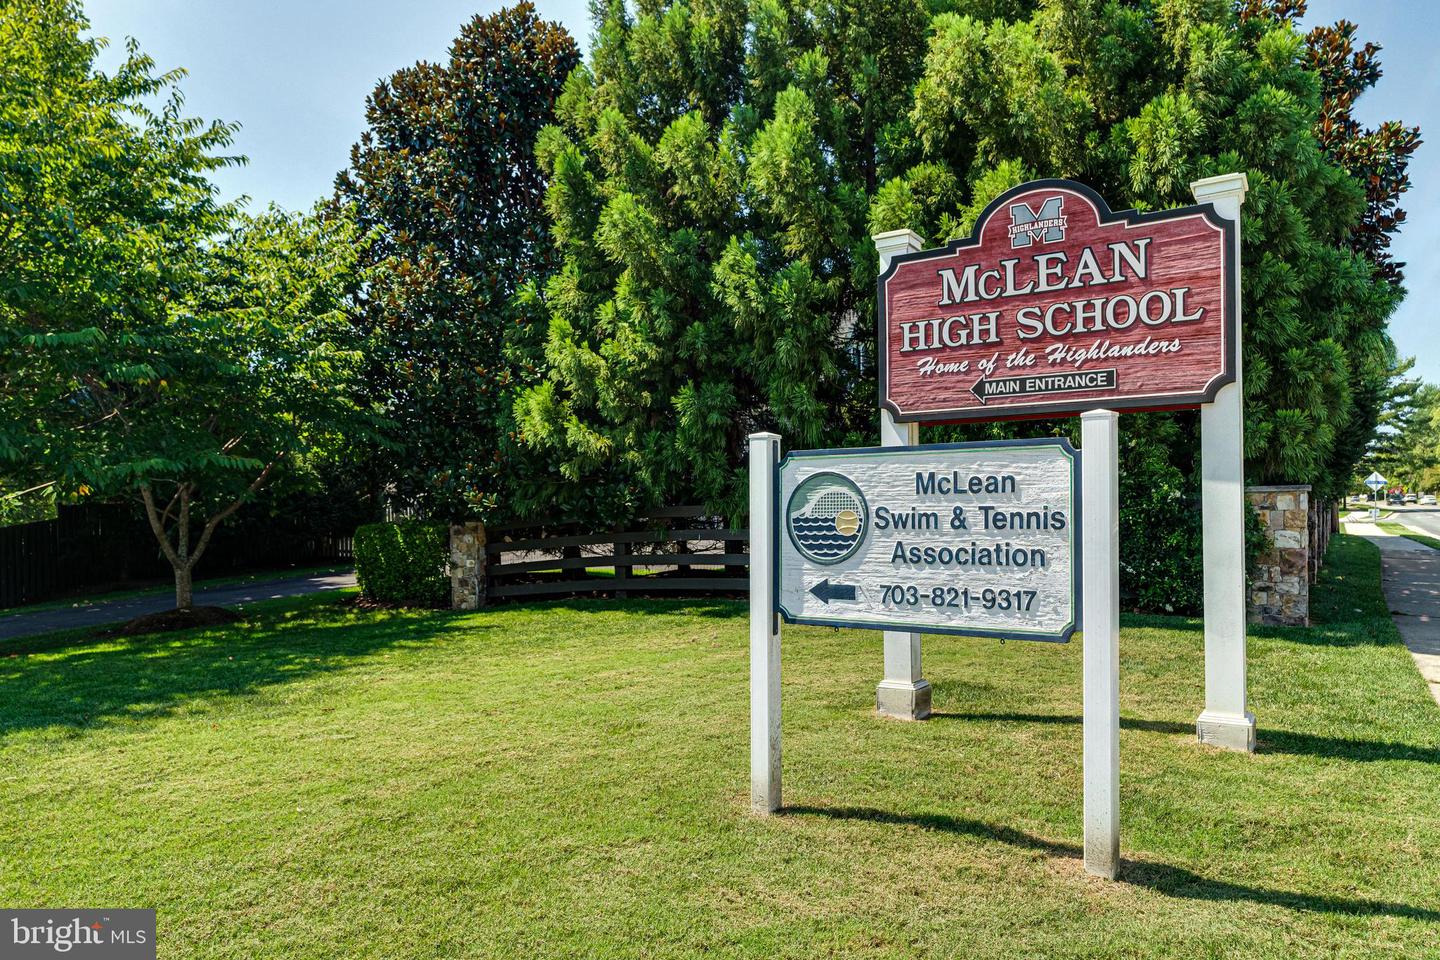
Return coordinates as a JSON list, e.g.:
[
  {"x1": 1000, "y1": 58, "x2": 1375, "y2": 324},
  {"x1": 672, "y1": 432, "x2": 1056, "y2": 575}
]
[{"x1": 786, "y1": 472, "x2": 869, "y2": 565}]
